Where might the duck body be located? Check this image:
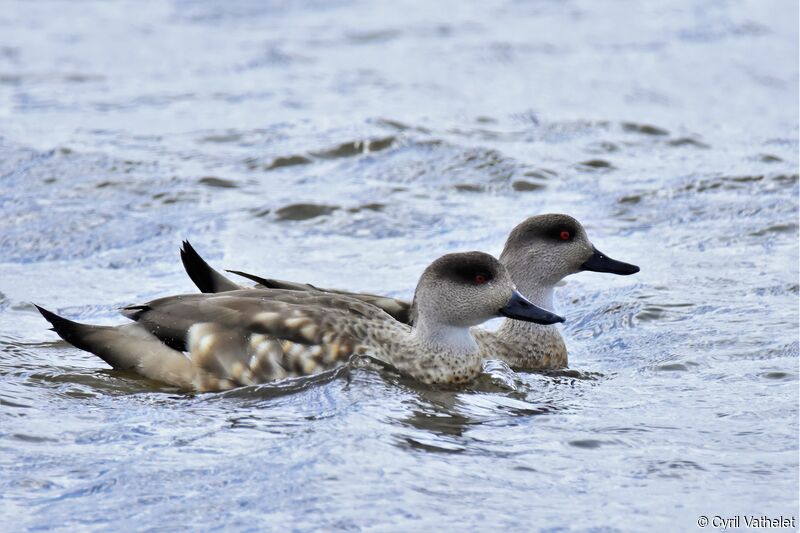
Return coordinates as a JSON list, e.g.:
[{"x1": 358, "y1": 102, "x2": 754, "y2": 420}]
[
  {"x1": 38, "y1": 252, "x2": 564, "y2": 391},
  {"x1": 123, "y1": 289, "x2": 484, "y2": 386}
]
